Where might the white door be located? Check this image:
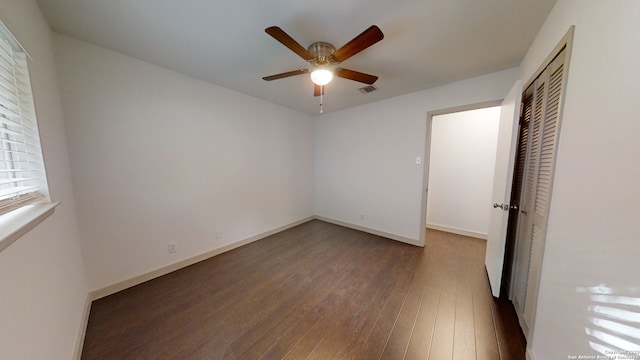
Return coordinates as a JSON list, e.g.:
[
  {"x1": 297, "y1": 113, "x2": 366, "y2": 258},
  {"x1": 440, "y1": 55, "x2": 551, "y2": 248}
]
[{"x1": 485, "y1": 81, "x2": 522, "y2": 297}]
